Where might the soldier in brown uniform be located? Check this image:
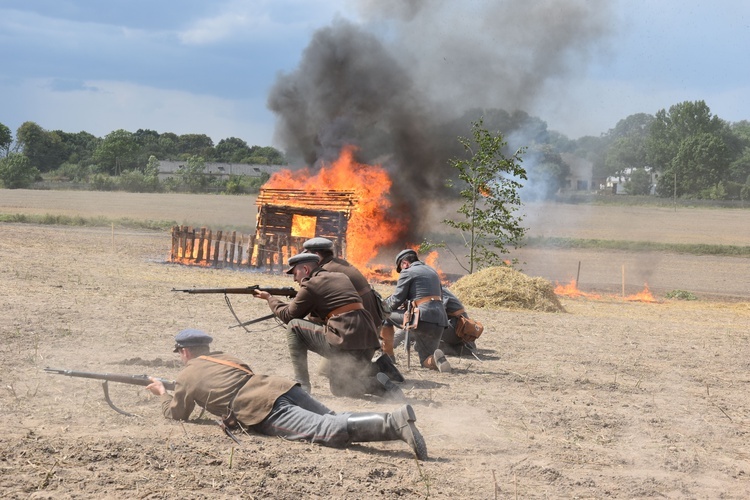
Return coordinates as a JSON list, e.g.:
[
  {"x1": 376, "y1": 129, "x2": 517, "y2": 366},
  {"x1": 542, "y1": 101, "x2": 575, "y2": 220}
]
[
  {"x1": 302, "y1": 237, "x2": 403, "y2": 383},
  {"x1": 253, "y1": 253, "x2": 403, "y2": 400},
  {"x1": 146, "y1": 329, "x2": 427, "y2": 460}
]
